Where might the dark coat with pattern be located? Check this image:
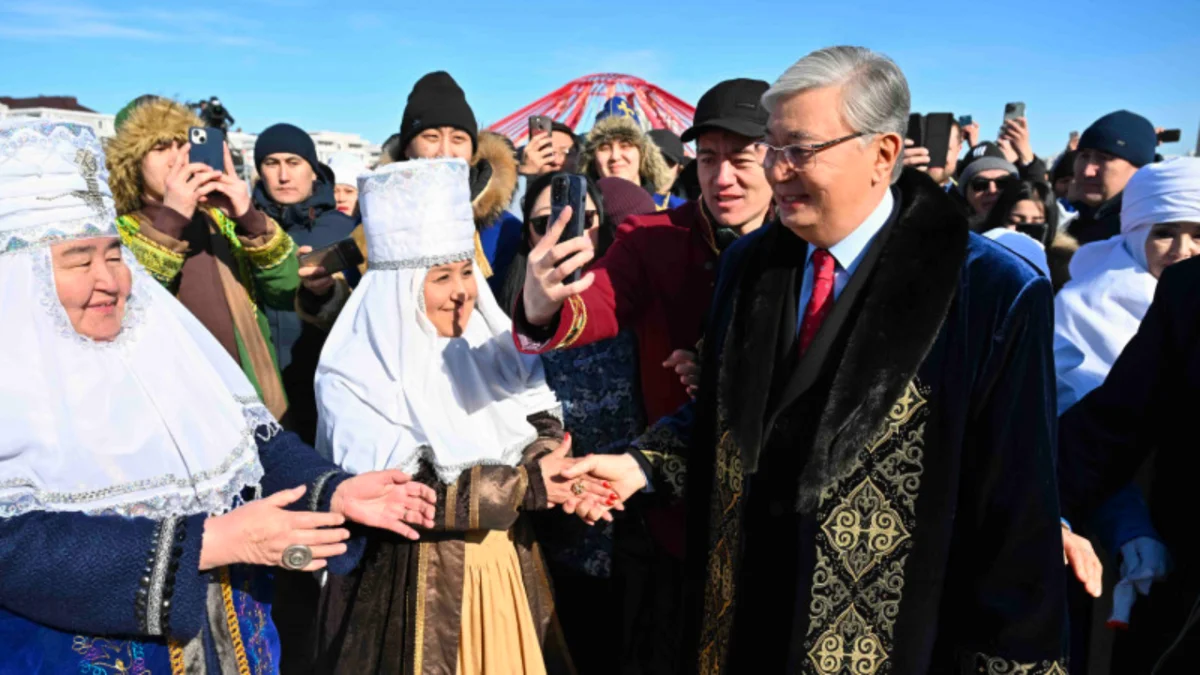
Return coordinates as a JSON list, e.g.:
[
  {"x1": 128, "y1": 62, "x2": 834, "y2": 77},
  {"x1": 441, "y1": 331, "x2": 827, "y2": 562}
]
[{"x1": 633, "y1": 170, "x2": 1067, "y2": 674}]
